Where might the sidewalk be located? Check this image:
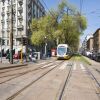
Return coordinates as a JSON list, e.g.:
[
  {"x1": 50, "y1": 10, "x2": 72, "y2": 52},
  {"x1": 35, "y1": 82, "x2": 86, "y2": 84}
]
[
  {"x1": 0, "y1": 62, "x2": 28, "y2": 70},
  {"x1": 0, "y1": 57, "x2": 54, "y2": 70},
  {"x1": 83, "y1": 56, "x2": 100, "y2": 66}
]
